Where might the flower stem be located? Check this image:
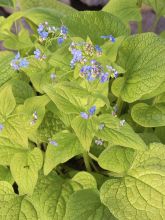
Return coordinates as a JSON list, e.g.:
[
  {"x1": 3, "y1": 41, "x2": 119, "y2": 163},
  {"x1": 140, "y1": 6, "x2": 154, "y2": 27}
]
[
  {"x1": 137, "y1": 21, "x2": 143, "y2": 33},
  {"x1": 83, "y1": 151, "x2": 92, "y2": 172},
  {"x1": 116, "y1": 96, "x2": 123, "y2": 116}
]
